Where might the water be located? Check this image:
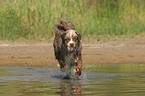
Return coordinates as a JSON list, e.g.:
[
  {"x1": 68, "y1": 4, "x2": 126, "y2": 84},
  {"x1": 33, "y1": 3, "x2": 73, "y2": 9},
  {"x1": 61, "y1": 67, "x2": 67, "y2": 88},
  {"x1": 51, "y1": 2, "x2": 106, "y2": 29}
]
[{"x1": 0, "y1": 64, "x2": 145, "y2": 96}]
